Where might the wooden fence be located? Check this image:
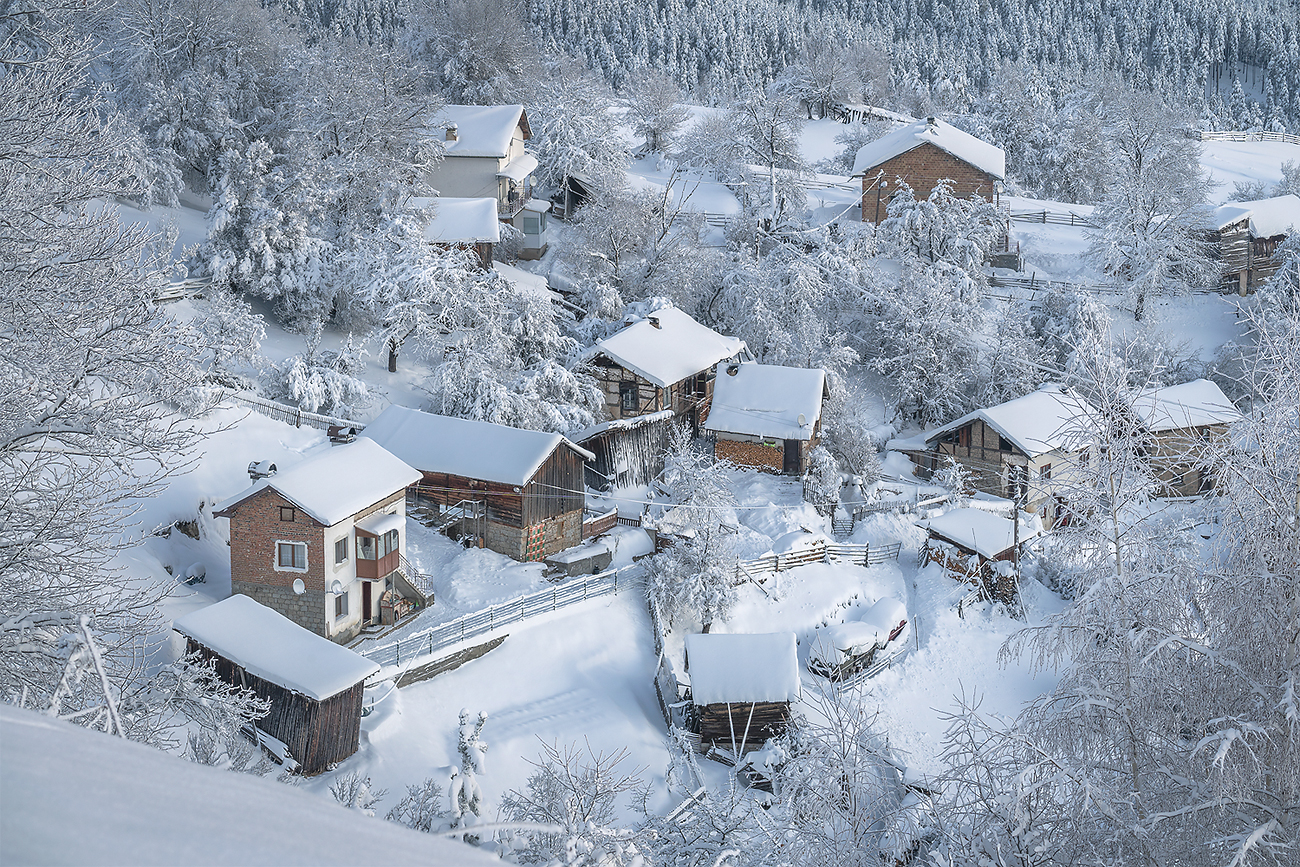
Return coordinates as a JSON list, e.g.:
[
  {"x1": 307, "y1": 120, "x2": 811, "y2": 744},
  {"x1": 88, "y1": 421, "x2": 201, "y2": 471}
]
[
  {"x1": 1008, "y1": 209, "x2": 1095, "y2": 227},
  {"x1": 356, "y1": 566, "x2": 640, "y2": 670},
  {"x1": 733, "y1": 541, "x2": 901, "y2": 583},
  {"x1": 229, "y1": 392, "x2": 361, "y2": 433},
  {"x1": 1198, "y1": 129, "x2": 1300, "y2": 146},
  {"x1": 582, "y1": 507, "x2": 619, "y2": 539},
  {"x1": 155, "y1": 275, "x2": 212, "y2": 303}
]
